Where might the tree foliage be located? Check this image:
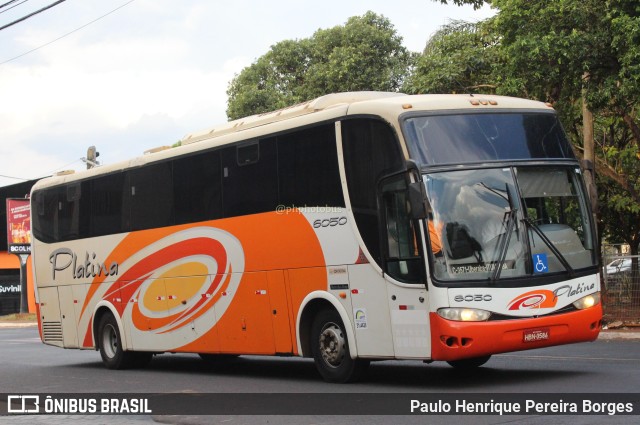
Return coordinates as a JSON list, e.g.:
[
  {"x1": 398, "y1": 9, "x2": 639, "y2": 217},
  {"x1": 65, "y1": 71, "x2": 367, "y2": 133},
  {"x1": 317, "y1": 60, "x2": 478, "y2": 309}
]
[
  {"x1": 403, "y1": 20, "x2": 500, "y2": 94},
  {"x1": 435, "y1": 0, "x2": 488, "y2": 9},
  {"x1": 492, "y1": 0, "x2": 640, "y2": 253},
  {"x1": 226, "y1": 12, "x2": 414, "y2": 120},
  {"x1": 418, "y1": 1, "x2": 640, "y2": 255},
  {"x1": 226, "y1": 2, "x2": 640, "y2": 256}
]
